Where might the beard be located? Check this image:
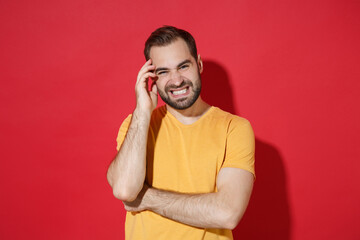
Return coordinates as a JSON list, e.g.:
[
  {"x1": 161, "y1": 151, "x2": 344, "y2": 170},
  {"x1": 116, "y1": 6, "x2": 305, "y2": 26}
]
[{"x1": 158, "y1": 77, "x2": 201, "y2": 110}]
